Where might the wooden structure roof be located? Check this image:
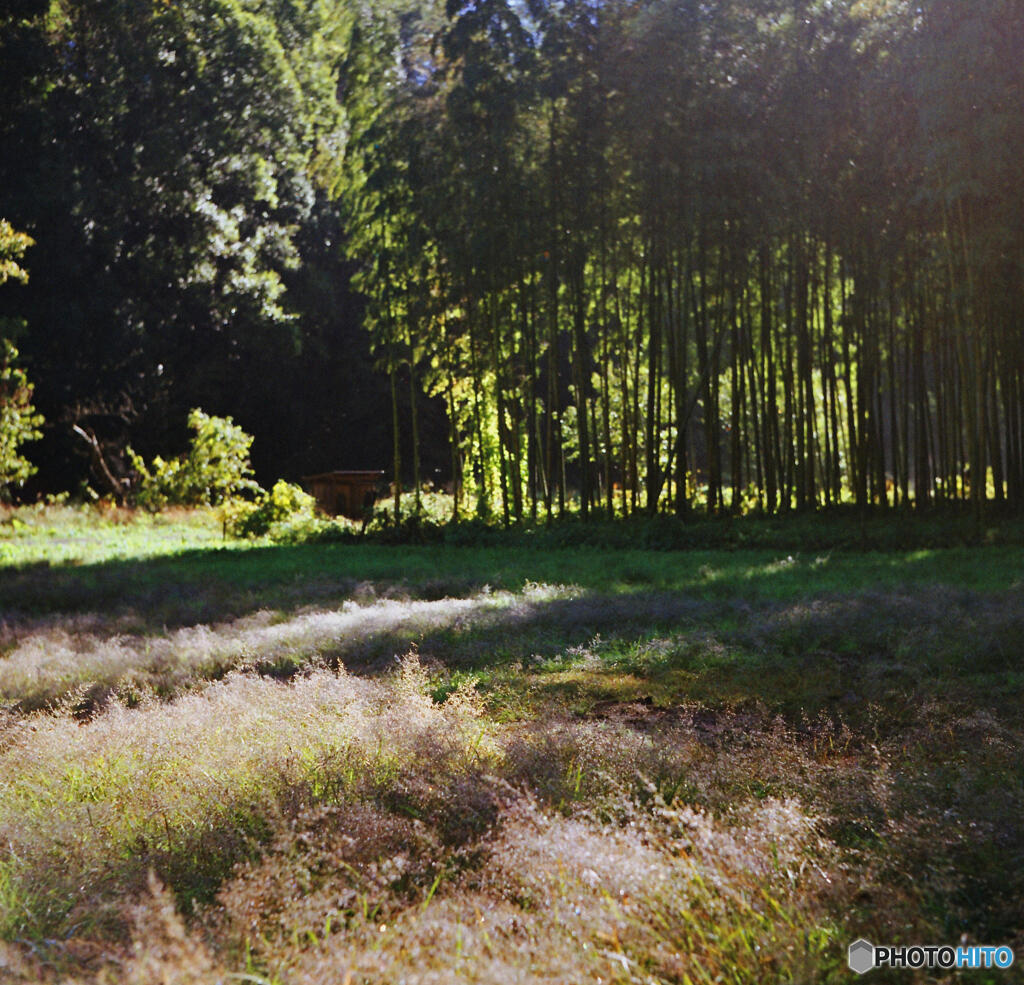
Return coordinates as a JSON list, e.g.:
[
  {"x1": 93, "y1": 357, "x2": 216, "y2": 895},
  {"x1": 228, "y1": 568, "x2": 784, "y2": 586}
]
[{"x1": 302, "y1": 470, "x2": 384, "y2": 519}]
